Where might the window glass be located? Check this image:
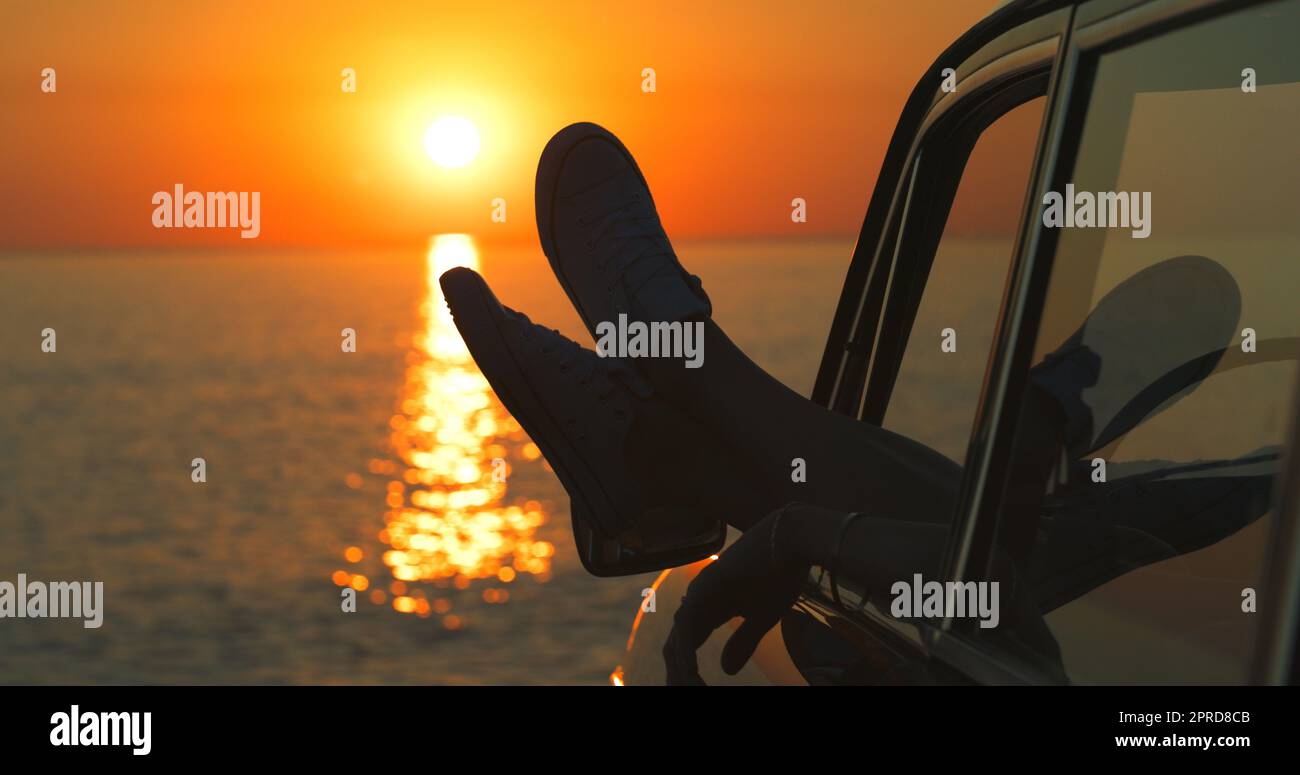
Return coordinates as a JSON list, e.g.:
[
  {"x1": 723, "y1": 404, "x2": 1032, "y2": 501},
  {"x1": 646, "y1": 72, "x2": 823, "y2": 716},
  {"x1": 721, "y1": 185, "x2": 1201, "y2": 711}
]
[
  {"x1": 882, "y1": 97, "x2": 1045, "y2": 465},
  {"x1": 988, "y1": 0, "x2": 1300, "y2": 683}
]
